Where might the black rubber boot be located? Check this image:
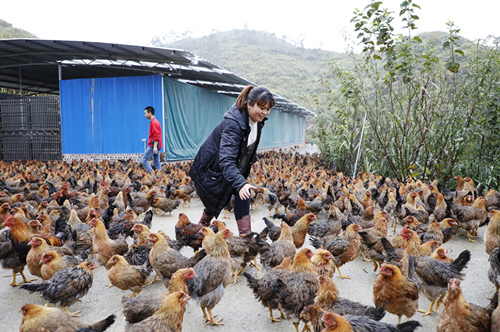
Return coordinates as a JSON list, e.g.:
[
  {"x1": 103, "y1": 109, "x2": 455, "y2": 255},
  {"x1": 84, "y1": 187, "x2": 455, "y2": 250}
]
[
  {"x1": 236, "y1": 215, "x2": 252, "y2": 236},
  {"x1": 198, "y1": 209, "x2": 214, "y2": 227}
]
